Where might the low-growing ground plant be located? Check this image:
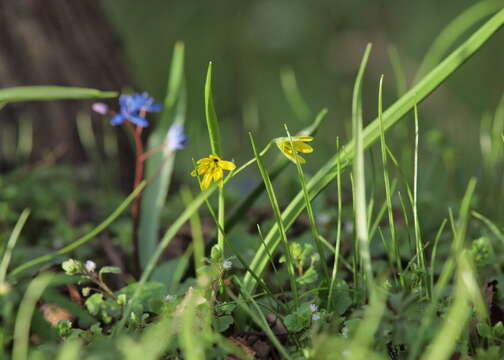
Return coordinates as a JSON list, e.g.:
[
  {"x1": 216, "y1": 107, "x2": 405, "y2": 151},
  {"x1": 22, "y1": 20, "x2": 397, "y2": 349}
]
[{"x1": 1, "y1": 4, "x2": 504, "y2": 360}]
